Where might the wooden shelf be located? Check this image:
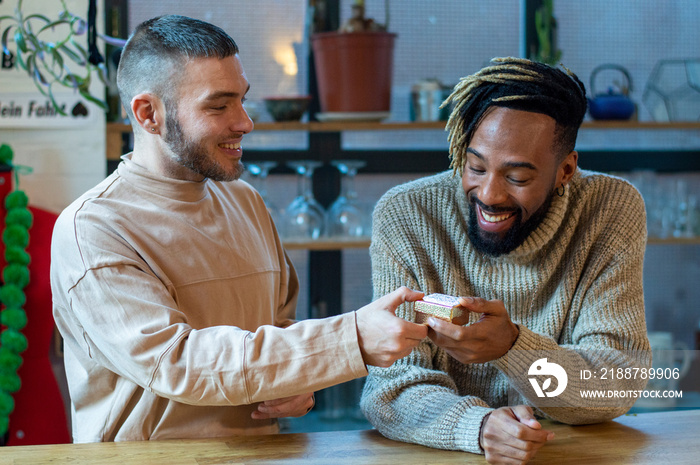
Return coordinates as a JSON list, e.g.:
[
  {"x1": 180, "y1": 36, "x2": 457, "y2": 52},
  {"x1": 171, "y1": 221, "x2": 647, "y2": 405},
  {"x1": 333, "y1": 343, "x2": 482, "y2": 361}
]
[
  {"x1": 647, "y1": 236, "x2": 700, "y2": 245},
  {"x1": 106, "y1": 120, "x2": 700, "y2": 161},
  {"x1": 107, "y1": 120, "x2": 700, "y2": 133},
  {"x1": 278, "y1": 236, "x2": 700, "y2": 250}
]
